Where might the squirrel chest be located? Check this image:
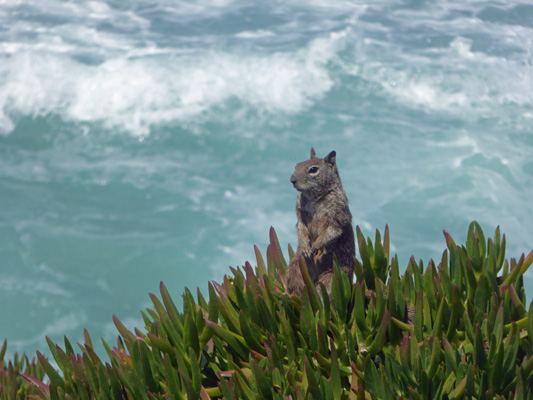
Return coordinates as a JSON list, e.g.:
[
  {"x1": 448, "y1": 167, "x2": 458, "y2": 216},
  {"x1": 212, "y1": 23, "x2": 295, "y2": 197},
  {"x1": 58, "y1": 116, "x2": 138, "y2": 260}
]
[{"x1": 299, "y1": 198, "x2": 329, "y2": 242}]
